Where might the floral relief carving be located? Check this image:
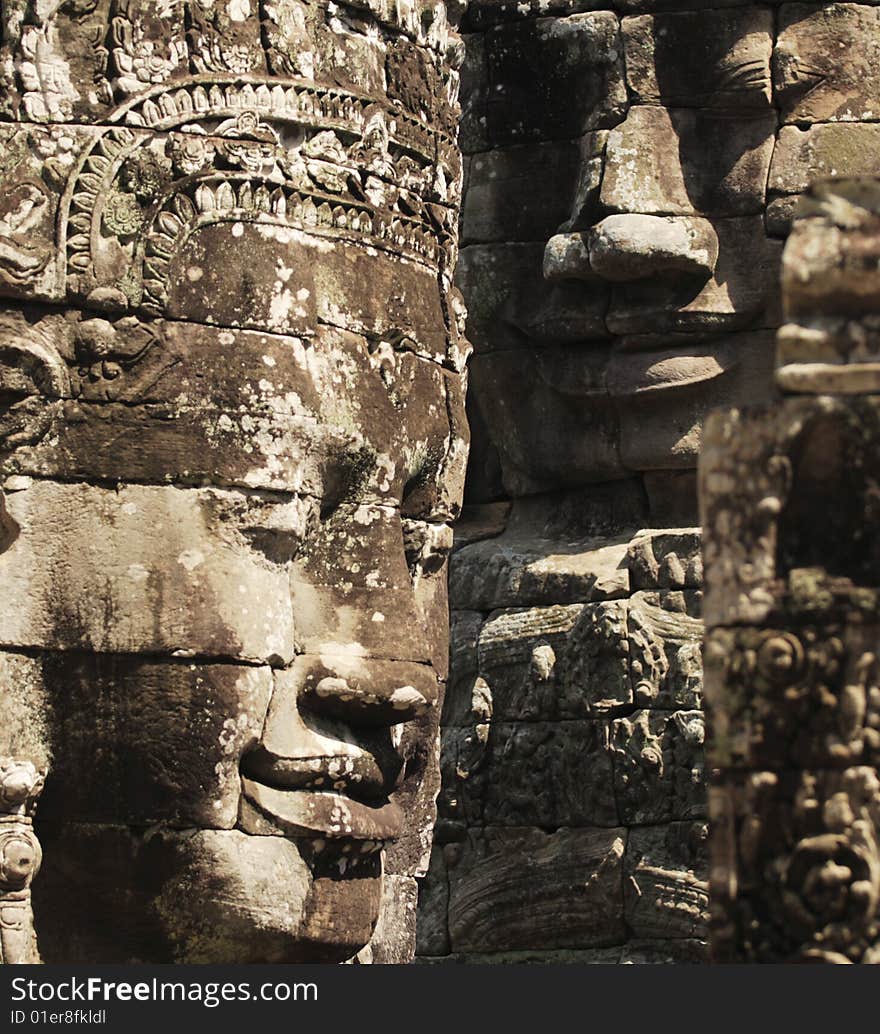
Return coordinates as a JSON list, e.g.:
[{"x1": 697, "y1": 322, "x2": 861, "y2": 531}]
[{"x1": 0, "y1": 758, "x2": 45, "y2": 965}]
